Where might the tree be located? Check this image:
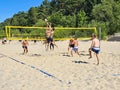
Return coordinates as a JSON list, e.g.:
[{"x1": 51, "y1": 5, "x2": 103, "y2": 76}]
[
  {"x1": 37, "y1": 0, "x2": 51, "y2": 20},
  {"x1": 92, "y1": 0, "x2": 120, "y2": 35},
  {"x1": 28, "y1": 7, "x2": 38, "y2": 25},
  {"x1": 77, "y1": 10, "x2": 88, "y2": 27},
  {"x1": 92, "y1": 0, "x2": 114, "y2": 35},
  {"x1": 0, "y1": 0, "x2": 120, "y2": 39},
  {"x1": 83, "y1": 0, "x2": 102, "y2": 19},
  {"x1": 11, "y1": 12, "x2": 28, "y2": 26}
]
